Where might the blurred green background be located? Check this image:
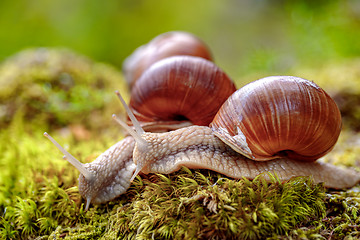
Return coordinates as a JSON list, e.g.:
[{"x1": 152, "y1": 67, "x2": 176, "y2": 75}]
[{"x1": 1, "y1": 0, "x2": 359, "y2": 79}]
